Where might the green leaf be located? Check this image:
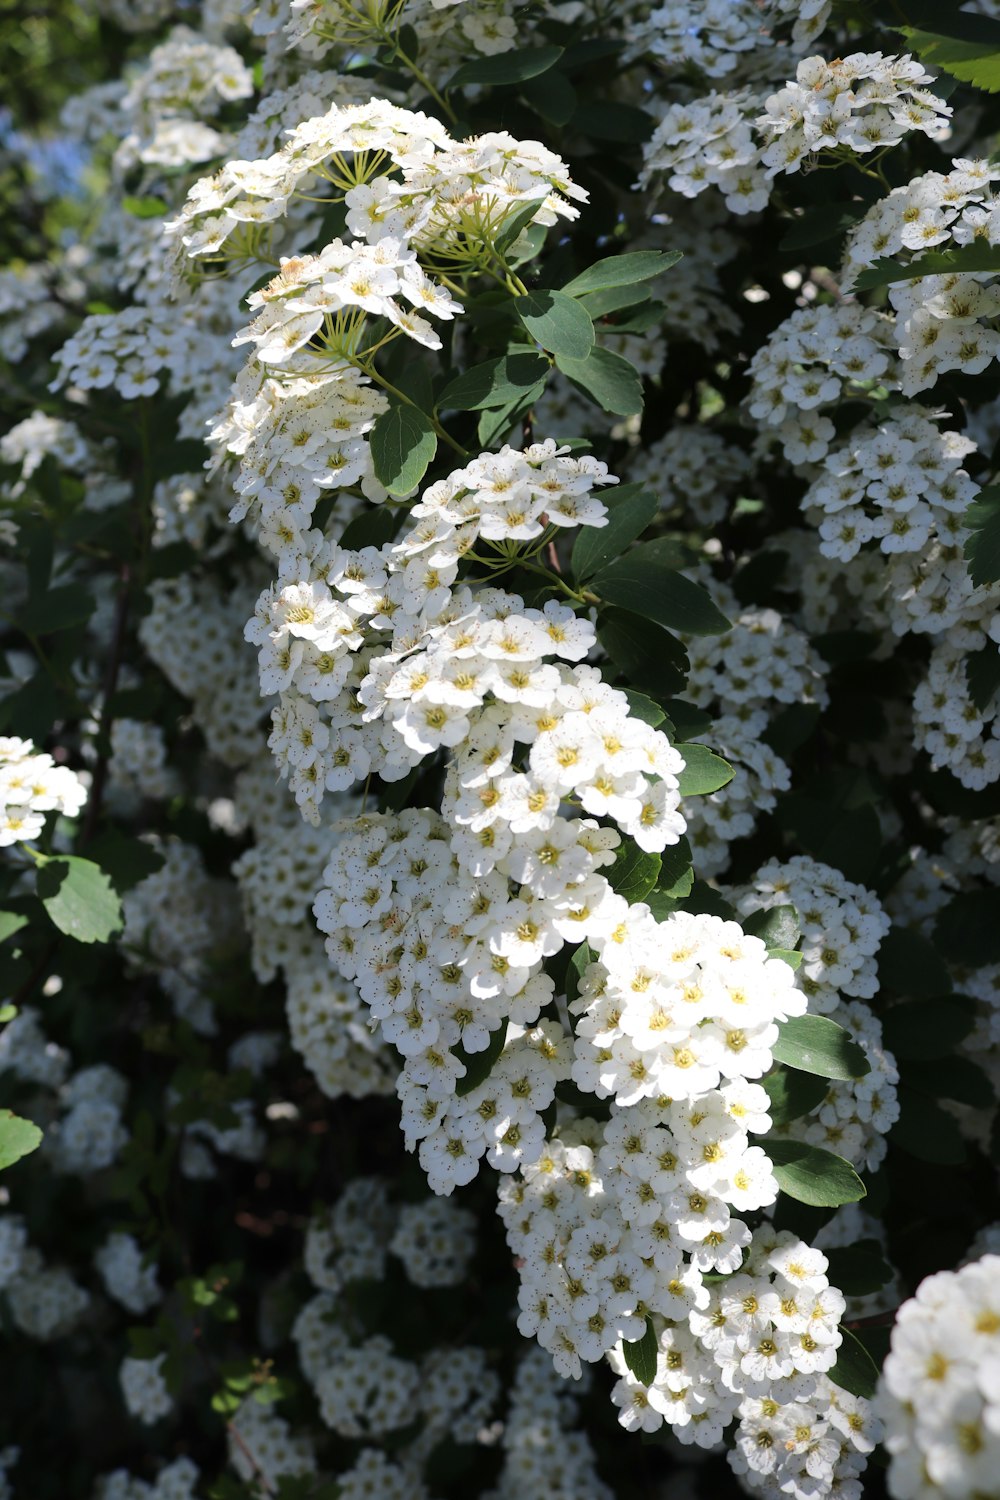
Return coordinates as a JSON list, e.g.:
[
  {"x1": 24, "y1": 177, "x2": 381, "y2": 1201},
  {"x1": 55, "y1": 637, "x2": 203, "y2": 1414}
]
[
  {"x1": 522, "y1": 71, "x2": 578, "y2": 127},
  {"x1": 454, "y1": 1019, "x2": 508, "y2": 1097},
  {"x1": 899, "y1": 22, "x2": 1000, "y2": 93},
  {"x1": 769, "y1": 949, "x2": 803, "y2": 971},
  {"x1": 17, "y1": 584, "x2": 96, "y2": 636},
  {"x1": 0, "y1": 1110, "x2": 43, "y2": 1172},
  {"x1": 565, "y1": 941, "x2": 593, "y2": 1007},
  {"x1": 742, "y1": 905, "x2": 800, "y2": 952},
  {"x1": 571, "y1": 483, "x2": 658, "y2": 583},
  {"x1": 592, "y1": 553, "x2": 732, "y2": 636},
  {"x1": 779, "y1": 203, "x2": 860, "y2": 252},
  {"x1": 576, "y1": 285, "x2": 656, "y2": 322},
  {"x1": 620, "y1": 689, "x2": 665, "y2": 728},
  {"x1": 828, "y1": 1328, "x2": 880, "y2": 1399},
  {"x1": 891, "y1": 1086, "x2": 966, "y2": 1164},
  {"x1": 622, "y1": 1315, "x2": 658, "y2": 1386},
  {"x1": 569, "y1": 101, "x2": 655, "y2": 143},
  {"x1": 514, "y1": 290, "x2": 594, "y2": 360},
  {"x1": 555, "y1": 345, "x2": 644, "y2": 416},
  {"x1": 772, "y1": 1016, "x2": 871, "y2": 1081},
  {"x1": 85, "y1": 829, "x2": 166, "y2": 894},
  {"x1": 438, "y1": 352, "x2": 550, "y2": 411},
  {"x1": 676, "y1": 744, "x2": 734, "y2": 798},
  {"x1": 122, "y1": 194, "x2": 168, "y2": 219},
  {"x1": 608, "y1": 841, "x2": 661, "y2": 904},
  {"x1": 935, "y1": 888, "x2": 1000, "y2": 966},
  {"x1": 0, "y1": 911, "x2": 28, "y2": 945},
  {"x1": 597, "y1": 609, "x2": 689, "y2": 697},
  {"x1": 767, "y1": 1139, "x2": 866, "y2": 1208},
  {"x1": 663, "y1": 699, "x2": 712, "y2": 743},
  {"x1": 853, "y1": 240, "x2": 1000, "y2": 291},
  {"x1": 494, "y1": 199, "x2": 549, "y2": 257},
  {"x1": 881, "y1": 997, "x2": 973, "y2": 1060},
  {"x1": 684, "y1": 881, "x2": 737, "y2": 921},
  {"x1": 339, "y1": 506, "x2": 400, "y2": 551},
  {"x1": 369, "y1": 404, "x2": 437, "y2": 497},
  {"x1": 36, "y1": 855, "x2": 124, "y2": 944},
  {"x1": 876, "y1": 925, "x2": 950, "y2": 999},
  {"x1": 658, "y1": 837, "x2": 693, "y2": 900},
  {"x1": 965, "y1": 645, "x2": 1000, "y2": 714},
  {"x1": 476, "y1": 382, "x2": 547, "y2": 448},
  {"x1": 448, "y1": 43, "x2": 564, "y2": 88},
  {"x1": 775, "y1": 792, "x2": 882, "y2": 886},
  {"x1": 562, "y1": 250, "x2": 682, "y2": 299},
  {"x1": 762, "y1": 1068, "x2": 829, "y2": 1127},
  {"x1": 765, "y1": 703, "x2": 821, "y2": 759},
  {"x1": 904, "y1": 1054, "x2": 995, "y2": 1109},
  {"x1": 963, "y1": 485, "x2": 1000, "y2": 587},
  {"x1": 825, "y1": 1242, "x2": 893, "y2": 1298}
]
